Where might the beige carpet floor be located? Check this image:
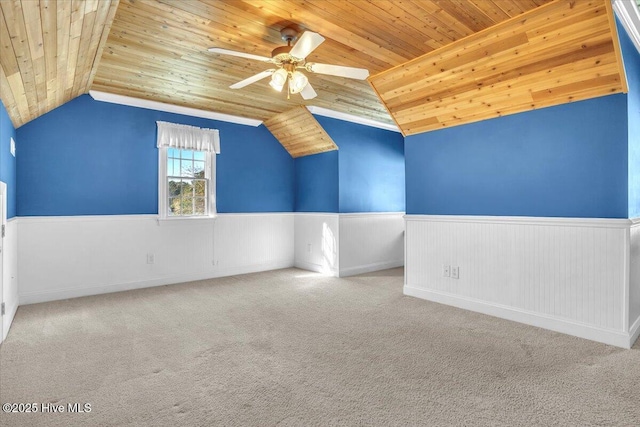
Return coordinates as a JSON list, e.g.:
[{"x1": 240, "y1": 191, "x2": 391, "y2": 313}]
[{"x1": 0, "y1": 267, "x2": 639, "y2": 426}]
